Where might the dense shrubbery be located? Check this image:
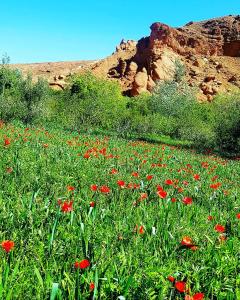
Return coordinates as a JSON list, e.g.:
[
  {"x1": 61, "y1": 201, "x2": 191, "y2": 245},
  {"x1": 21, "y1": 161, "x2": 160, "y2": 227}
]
[{"x1": 0, "y1": 59, "x2": 239, "y2": 154}]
